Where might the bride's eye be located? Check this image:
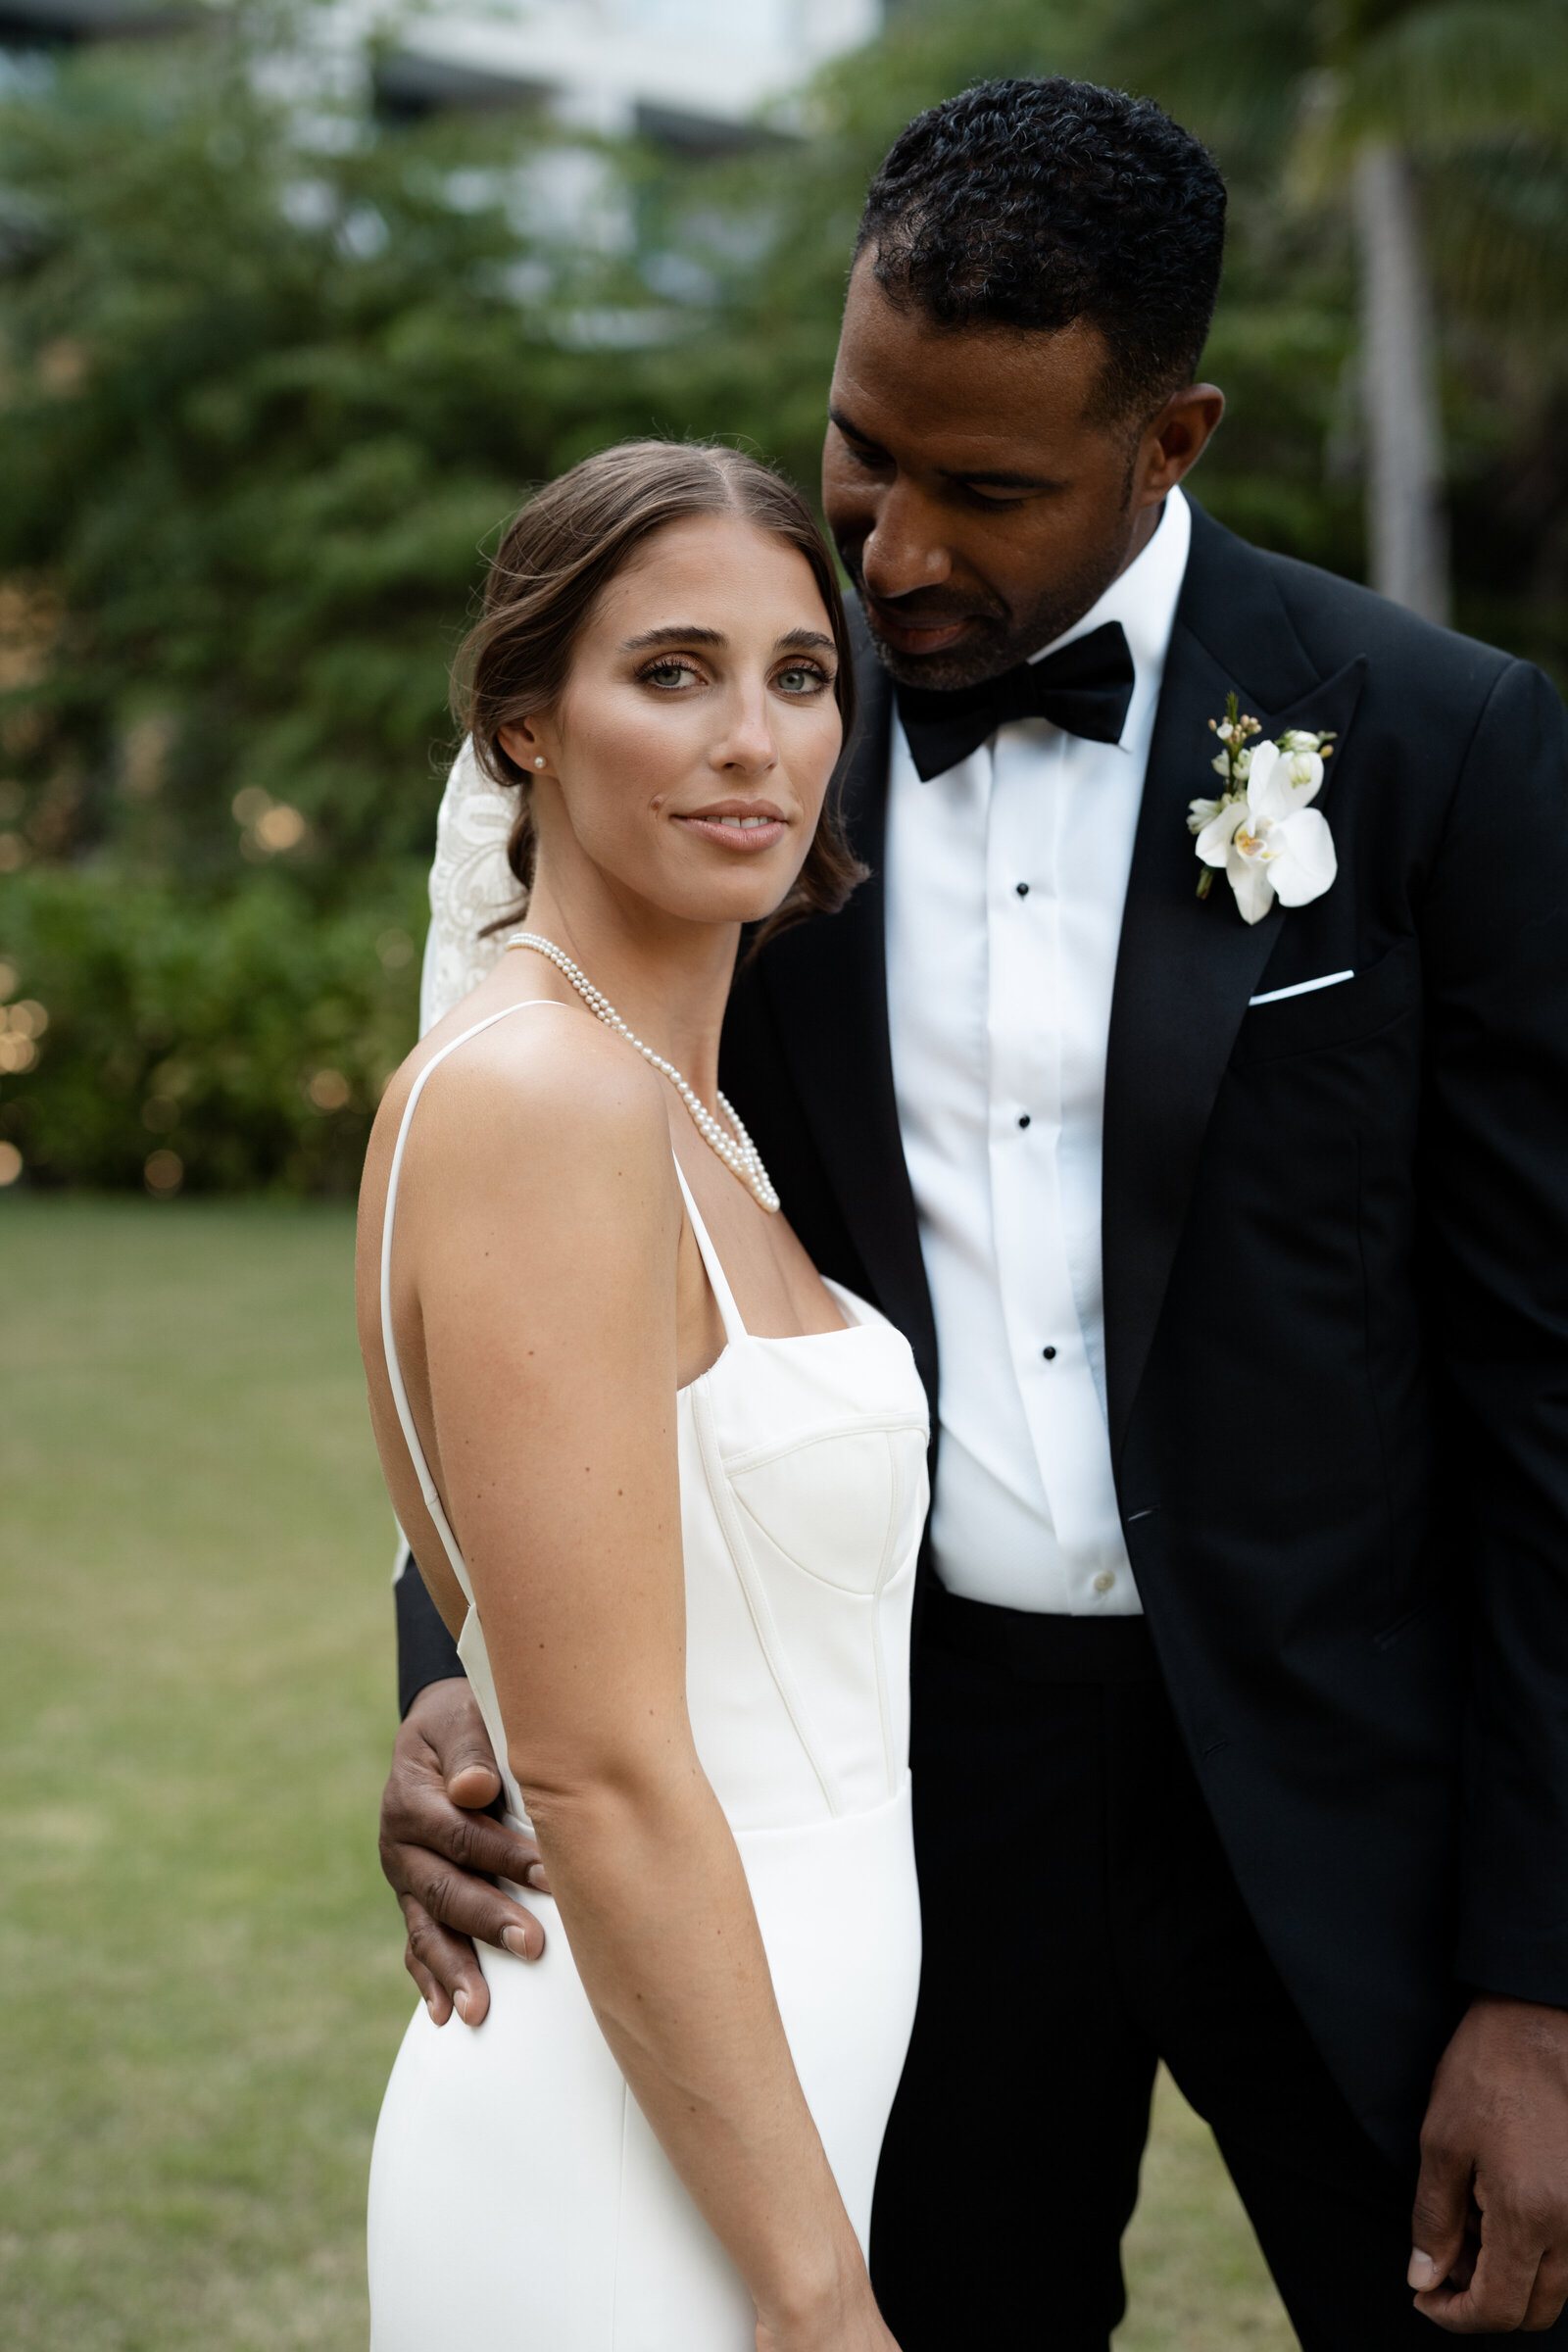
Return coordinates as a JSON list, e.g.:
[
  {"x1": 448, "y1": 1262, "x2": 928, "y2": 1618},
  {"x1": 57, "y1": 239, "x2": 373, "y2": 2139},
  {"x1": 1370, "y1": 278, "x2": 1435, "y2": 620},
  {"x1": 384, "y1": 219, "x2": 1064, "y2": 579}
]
[
  {"x1": 774, "y1": 662, "x2": 831, "y2": 697},
  {"x1": 640, "y1": 657, "x2": 703, "y2": 690}
]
